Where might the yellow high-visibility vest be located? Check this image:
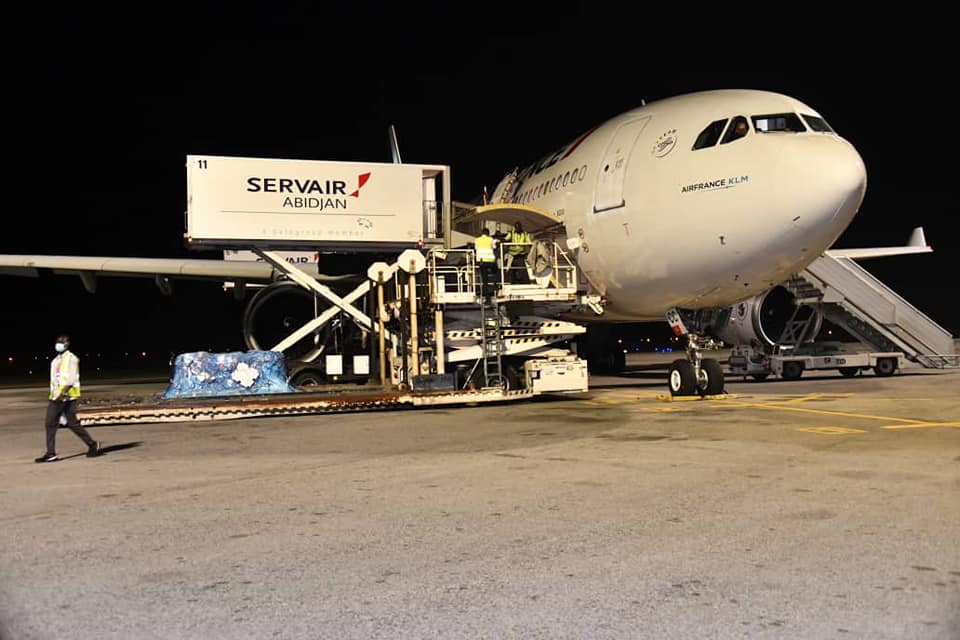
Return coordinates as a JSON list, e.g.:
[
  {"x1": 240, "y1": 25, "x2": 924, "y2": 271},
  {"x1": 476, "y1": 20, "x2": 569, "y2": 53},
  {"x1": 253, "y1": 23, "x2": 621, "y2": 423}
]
[
  {"x1": 507, "y1": 230, "x2": 532, "y2": 255},
  {"x1": 475, "y1": 234, "x2": 496, "y2": 263},
  {"x1": 50, "y1": 351, "x2": 81, "y2": 400}
]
